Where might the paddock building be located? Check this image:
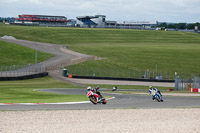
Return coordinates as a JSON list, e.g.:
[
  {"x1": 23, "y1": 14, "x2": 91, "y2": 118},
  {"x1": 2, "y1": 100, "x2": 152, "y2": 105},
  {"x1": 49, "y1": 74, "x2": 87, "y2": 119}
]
[{"x1": 76, "y1": 15, "x2": 157, "y2": 29}]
